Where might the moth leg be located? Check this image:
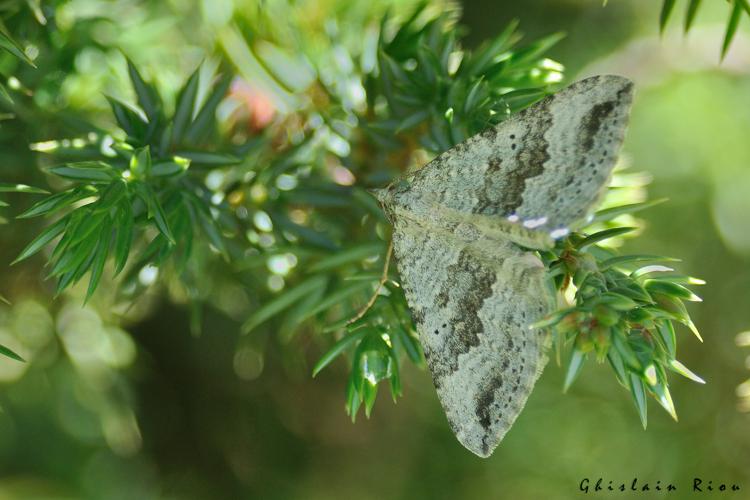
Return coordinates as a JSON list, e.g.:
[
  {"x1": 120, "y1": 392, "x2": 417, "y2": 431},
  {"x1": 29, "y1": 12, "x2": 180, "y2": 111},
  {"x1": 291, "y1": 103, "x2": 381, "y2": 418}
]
[{"x1": 345, "y1": 240, "x2": 394, "y2": 325}]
